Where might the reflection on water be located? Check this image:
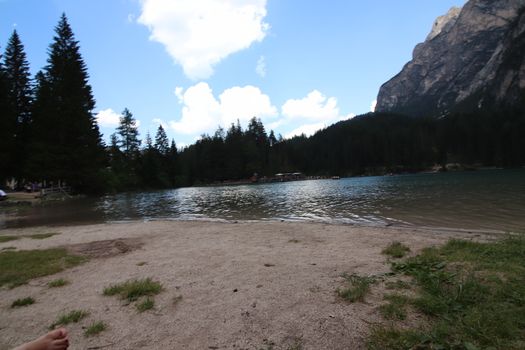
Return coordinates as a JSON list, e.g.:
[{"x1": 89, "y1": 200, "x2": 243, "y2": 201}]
[{"x1": 2, "y1": 169, "x2": 525, "y2": 231}]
